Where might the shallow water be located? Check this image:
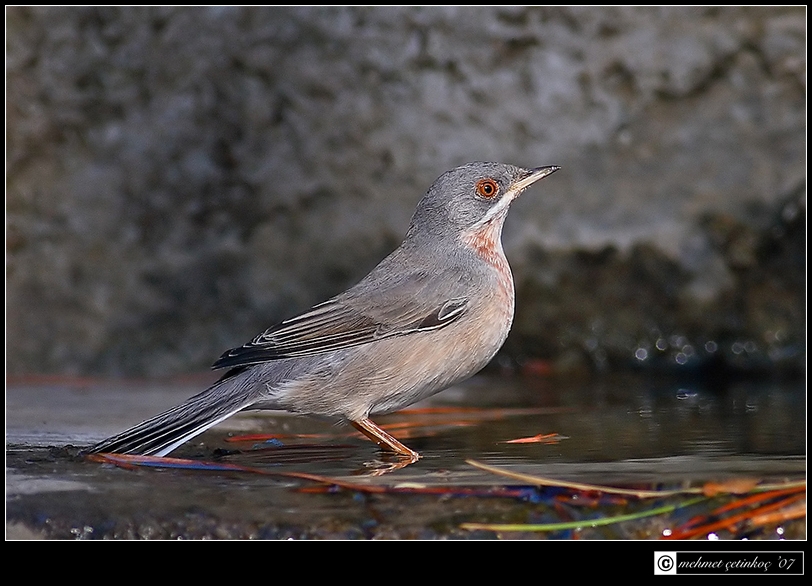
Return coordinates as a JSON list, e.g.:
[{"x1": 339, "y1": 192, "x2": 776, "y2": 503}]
[{"x1": 5, "y1": 372, "x2": 806, "y2": 539}]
